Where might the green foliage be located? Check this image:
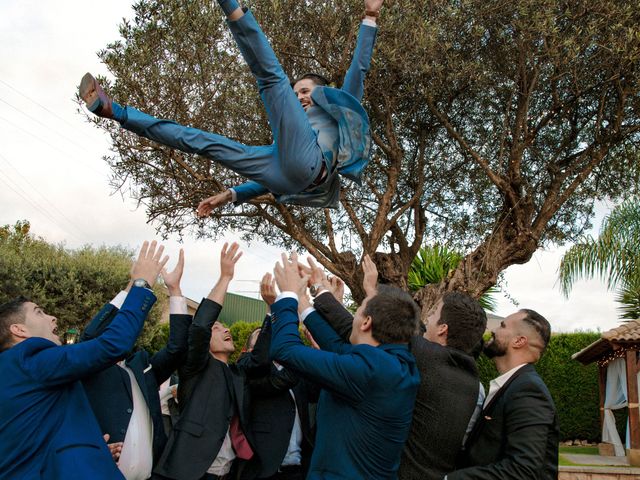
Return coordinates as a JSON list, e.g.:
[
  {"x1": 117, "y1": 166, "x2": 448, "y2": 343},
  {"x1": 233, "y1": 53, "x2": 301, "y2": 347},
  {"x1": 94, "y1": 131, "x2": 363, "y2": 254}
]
[
  {"x1": 0, "y1": 220, "x2": 166, "y2": 349},
  {"x1": 90, "y1": 0, "x2": 640, "y2": 300},
  {"x1": 409, "y1": 244, "x2": 499, "y2": 311},
  {"x1": 478, "y1": 332, "x2": 602, "y2": 441},
  {"x1": 228, "y1": 320, "x2": 263, "y2": 363},
  {"x1": 560, "y1": 198, "x2": 640, "y2": 320}
]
